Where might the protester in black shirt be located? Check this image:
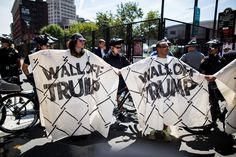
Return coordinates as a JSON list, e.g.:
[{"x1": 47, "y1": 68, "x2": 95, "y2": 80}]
[{"x1": 0, "y1": 34, "x2": 22, "y2": 84}]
